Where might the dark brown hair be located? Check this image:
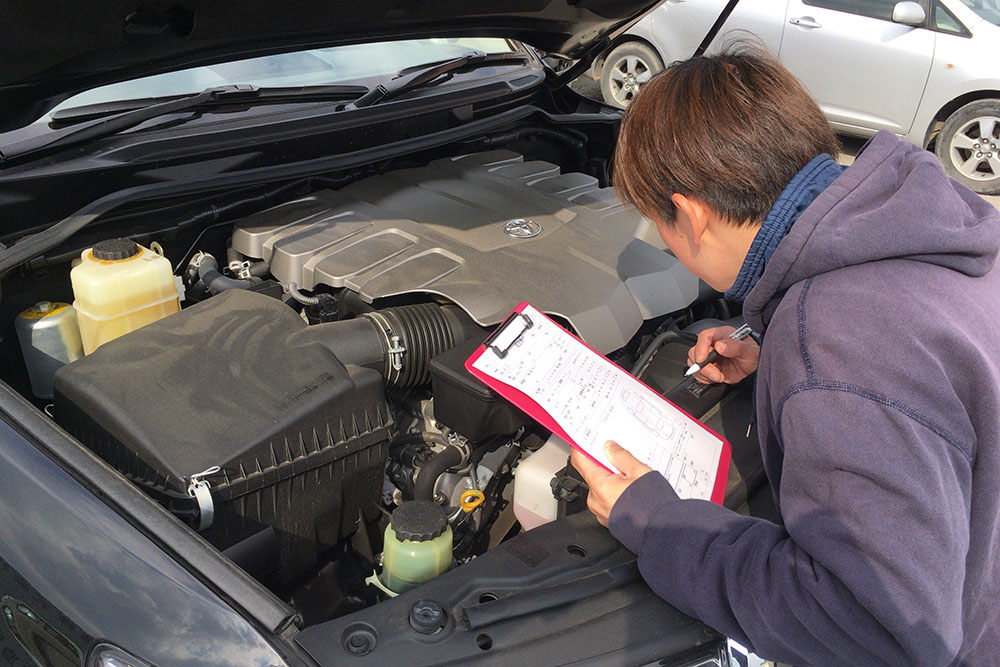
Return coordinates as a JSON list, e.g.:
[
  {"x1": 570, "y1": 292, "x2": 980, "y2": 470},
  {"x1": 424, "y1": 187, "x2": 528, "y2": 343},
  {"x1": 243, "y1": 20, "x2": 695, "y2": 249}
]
[{"x1": 612, "y1": 48, "x2": 839, "y2": 227}]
